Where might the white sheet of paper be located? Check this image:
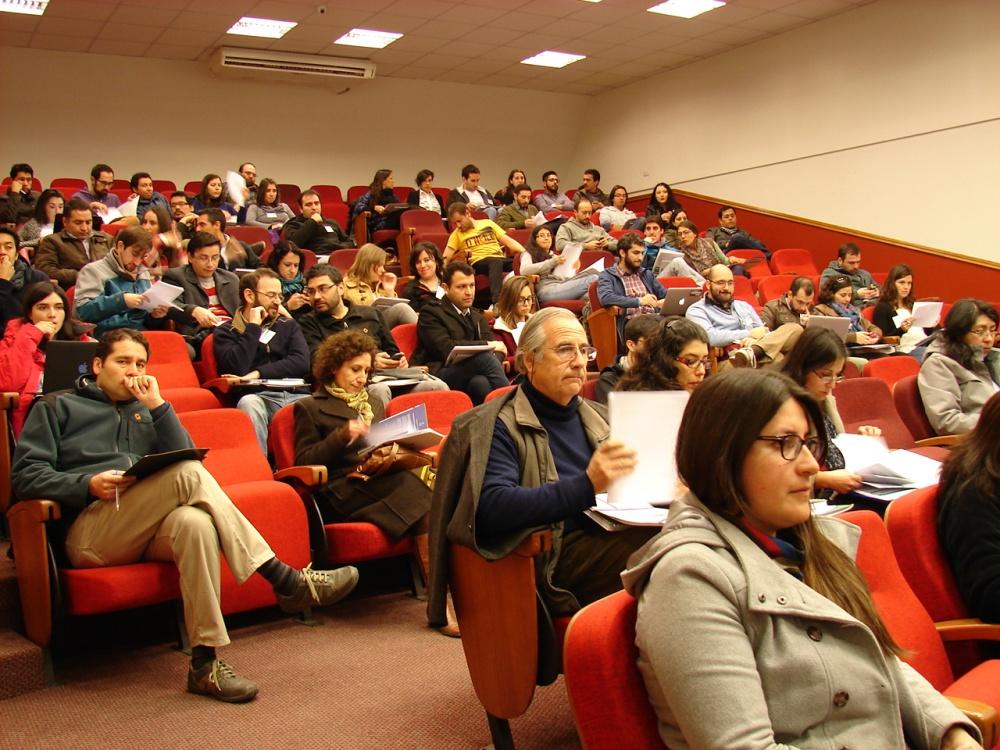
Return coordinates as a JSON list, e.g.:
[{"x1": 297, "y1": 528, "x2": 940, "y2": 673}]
[
  {"x1": 910, "y1": 300, "x2": 943, "y2": 328},
  {"x1": 138, "y1": 281, "x2": 184, "y2": 311},
  {"x1": 583, "y1": 256, "x2": 606, "y2": 274},
  {"x1": 101, "y1": 205, "x2": 123, "y2": 223},
  {"x1": 607, "y1": 390, "x2": 688, "y2": 507},
  {"x1": 832, "y1": 433, "x2": 890, "y2": 472},
  {"x1": 444, "y1": 344, "x2": 492, "y2": 366},
  {"x1": 119, "y1": 196, "x2": 139, "y2": 218},
  {"x1": 225, "y1": 171, "x2": 247, "y2": 209},
  {"x1": 553, "y1": 243, "x2": 583, "y2": 280}
]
